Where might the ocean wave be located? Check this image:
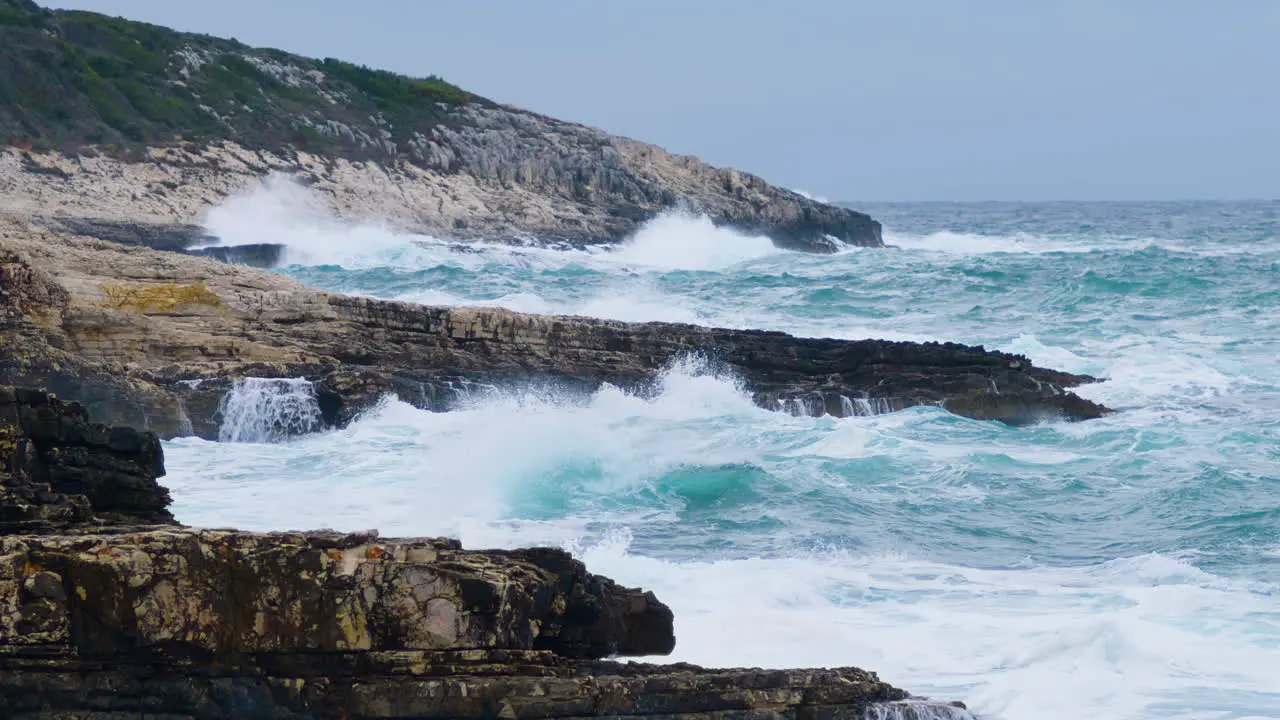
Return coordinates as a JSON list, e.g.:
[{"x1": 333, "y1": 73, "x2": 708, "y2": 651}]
[
  {"x1": 200, "y1": 175, "x2": 785, "y2": 272},
  {"x1": 572, "y1": 533, "x2": 1279, "y2": 720},
  {"x1": 393, "y1": 285, "x2": 706, "y2": 324},
  {"x1": 605, "y1": 210, "x2": 782, "y2": 270},
  {"x1": 884, "y1": 228, "x2": 1280, "y2": 258},
  {"x1": 182, "y1": 187, "x2": 1280, "y2": 720},
  {"x1": 163, "y1": 354, "x2": 1278, "y2": 572},
  {"x1": 161, "y1": 344, "x2": 1280, "y2": 720},
  {"x1": 1000, "y1": 334, "x2": 1106, "y2": 377},
  {"x1": 884, "y1": 230, "x2": 1106, "y2": 255}
]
